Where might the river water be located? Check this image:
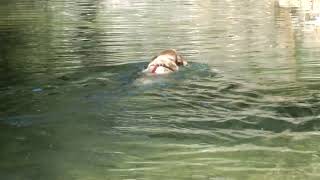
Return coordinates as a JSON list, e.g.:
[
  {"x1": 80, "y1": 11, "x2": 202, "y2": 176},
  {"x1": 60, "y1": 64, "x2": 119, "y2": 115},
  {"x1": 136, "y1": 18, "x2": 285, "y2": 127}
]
[{"x1": 1, "y1": 0, "x2": 320, "y2": 179}]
